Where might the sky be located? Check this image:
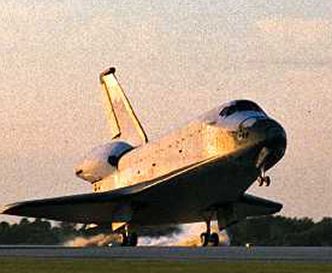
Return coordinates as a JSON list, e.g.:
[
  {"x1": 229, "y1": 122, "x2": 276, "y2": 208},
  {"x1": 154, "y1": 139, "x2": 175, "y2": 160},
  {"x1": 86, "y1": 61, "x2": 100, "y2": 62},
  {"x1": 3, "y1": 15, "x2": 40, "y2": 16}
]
[{"x1": 0, "y1": 0, "x2": 331, "y2": 222}]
